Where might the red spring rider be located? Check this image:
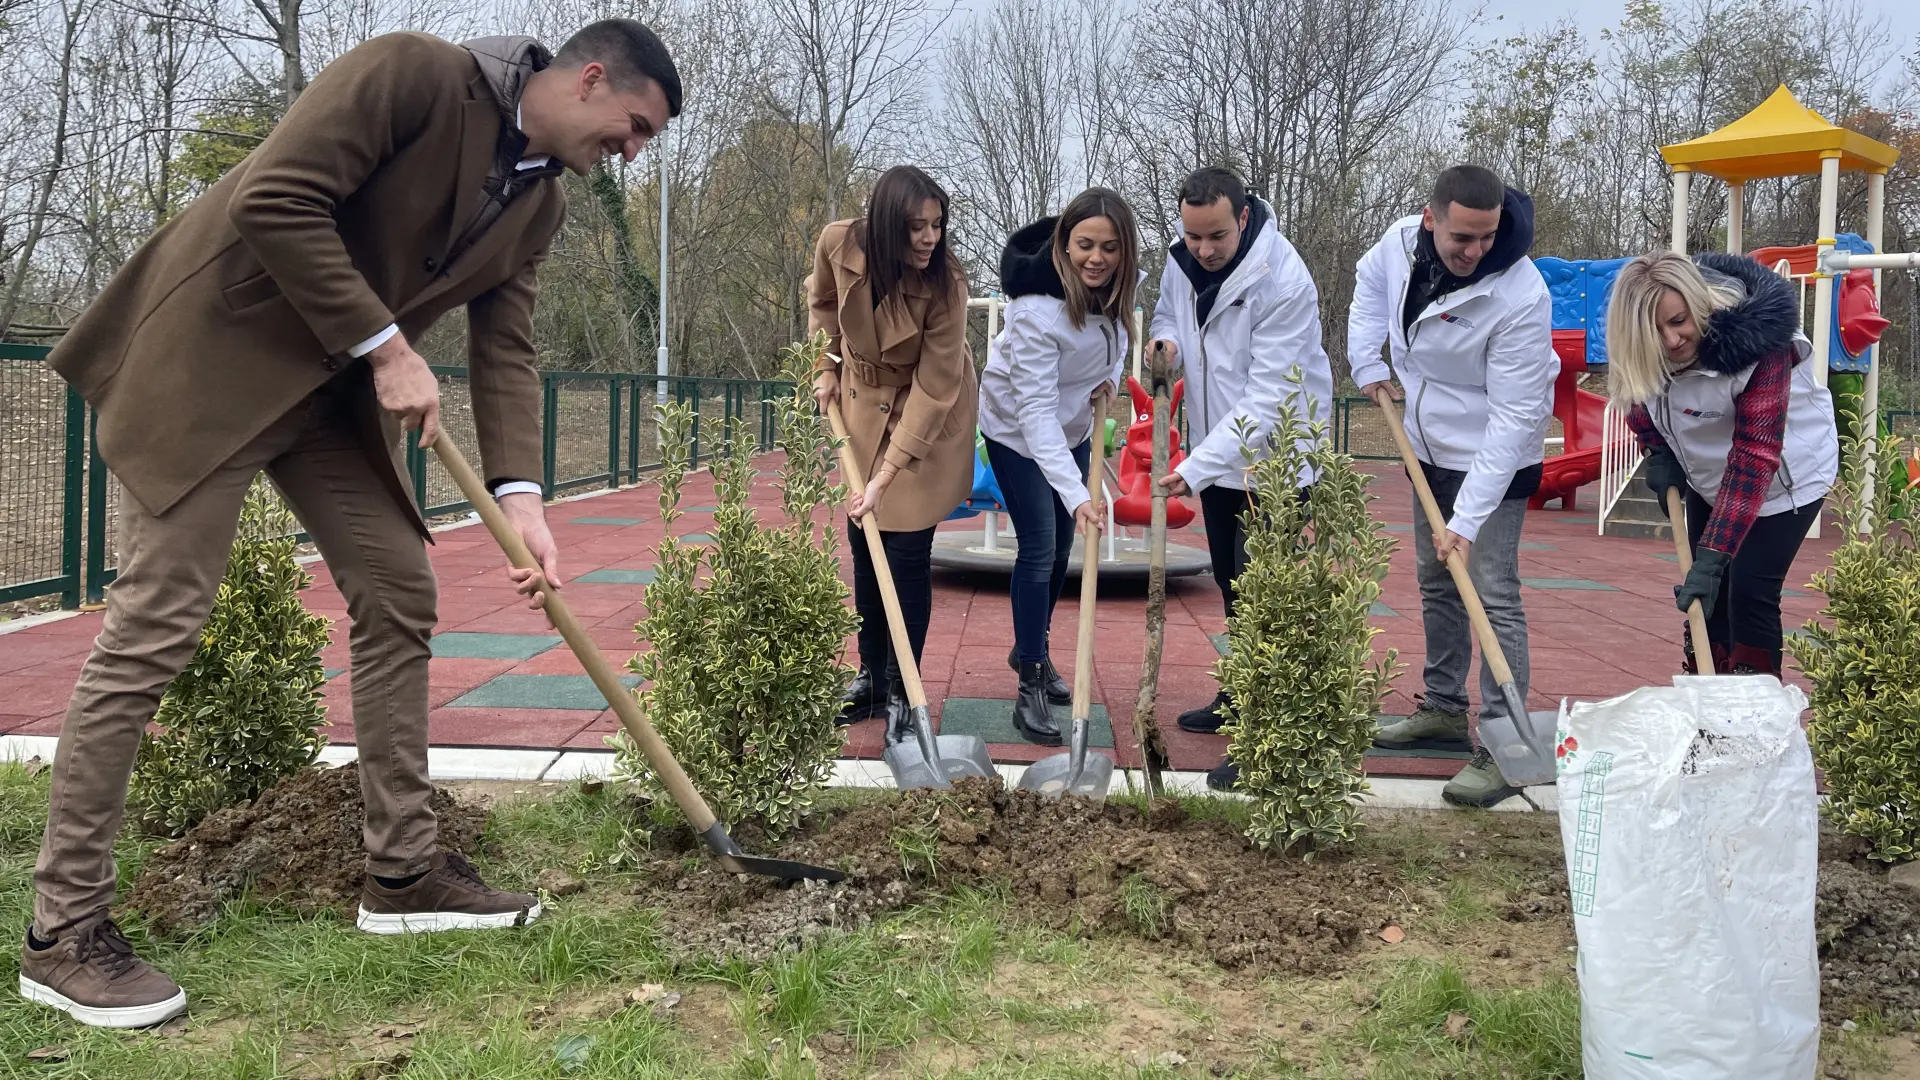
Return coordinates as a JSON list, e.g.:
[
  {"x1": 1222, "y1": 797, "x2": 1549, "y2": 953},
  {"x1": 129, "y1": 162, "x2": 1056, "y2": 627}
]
[{"x1": 1114, "y1": 375, "x2": 1196, "y2": 528}]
